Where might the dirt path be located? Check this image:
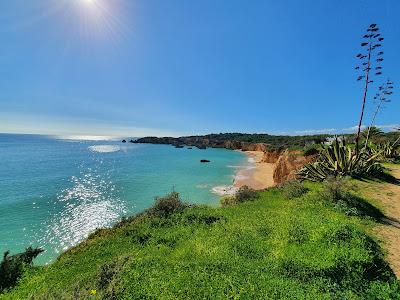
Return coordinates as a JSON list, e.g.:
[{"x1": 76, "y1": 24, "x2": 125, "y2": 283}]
[{"x1": 358, "y1": 164, "x2": 400, "y2": 278}]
